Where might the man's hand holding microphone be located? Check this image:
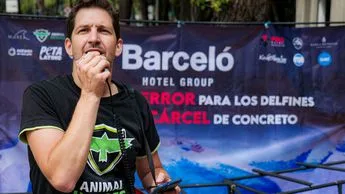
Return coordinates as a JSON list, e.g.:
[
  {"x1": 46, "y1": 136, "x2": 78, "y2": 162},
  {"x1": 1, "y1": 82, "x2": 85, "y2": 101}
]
[{"x1": 75, "y1": 51, "x2": 111, "y2": 98}]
